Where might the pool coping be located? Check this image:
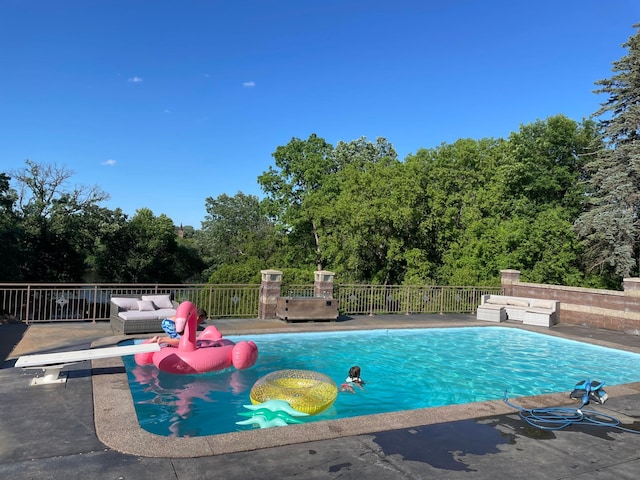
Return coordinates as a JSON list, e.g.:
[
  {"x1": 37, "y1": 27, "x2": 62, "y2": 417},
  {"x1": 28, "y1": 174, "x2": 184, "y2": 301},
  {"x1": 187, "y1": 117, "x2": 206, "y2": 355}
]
[{"x1": 91, "y1": 321, "x2": 640, "y2": 458}]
